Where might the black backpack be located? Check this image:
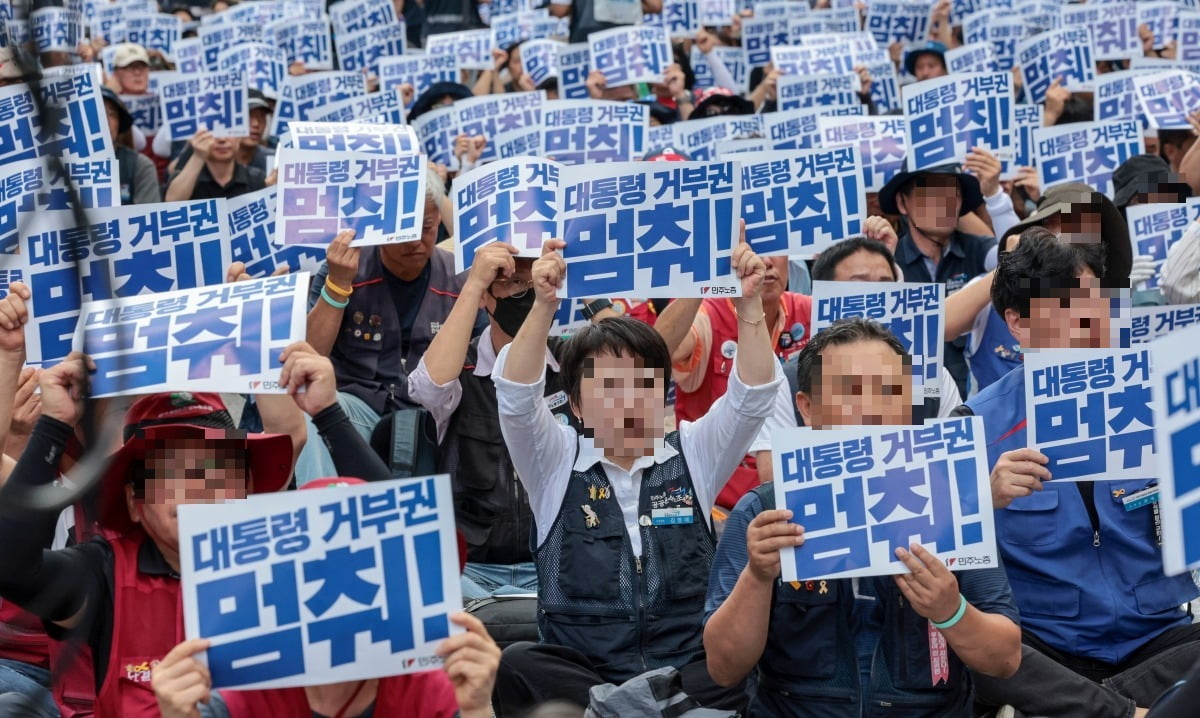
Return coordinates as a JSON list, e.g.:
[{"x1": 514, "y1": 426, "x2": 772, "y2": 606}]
[{"x1": 369, "y1": 409, "x2": 439, "y2": 479}]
